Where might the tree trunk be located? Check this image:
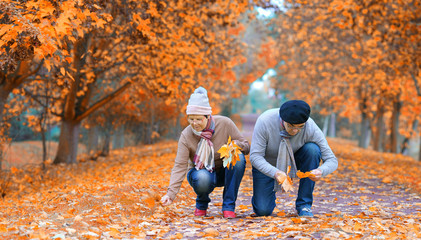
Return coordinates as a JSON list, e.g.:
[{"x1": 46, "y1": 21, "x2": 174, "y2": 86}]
[
  {"x1": 40, "y1": 112, "x2": 47, "y2": 170},
  {"x1": 400, "y1": 120, "x2": 418, "y2": 155},
  {"x1": 362, "y1": 124, "x2": 371, "y2": 149},
  {"x1": 0, "y1": 89, "x2": 11, "y2": 170},
  {"x1": 373, "y1": 108, "x2": 385, "y2": 151},
  {"x1": 112, "y1": 125, "x2": 125, "y2": 149},
  {"x1": 359, "y1": 112, "x2": 371, "y2": 148},
  {"x1": 87, "y1": 126, "x2": 99, "y2": 155},
  {"x1": 419, "y1": 135, "x2": 421, "y2": 161},
  {"x1": 390, "y1": 100, "x2": 401, "y2": 153},
  {"x1": 0, "y1": 90, "x2": 9, "y2": 126},
  {"x1": 147, "y1": 106, "x2": 155, "y2": 144},
  {"x1": 102, "y1": 128, "x2": 111, "y2": 156},
  {"x1": 53, "y1": 120, "x2": 81, "y2": 164},
  {"x1": 221, "y1": 98, "x2": 233, "y2": 117},
  {"x1": 322, "y1": 115, "x2": 329, "y2": 136},
  {"x1": 174, "y1": 113, "x2": 183, "y2": 139},
  {"x1": 328, "y1": 113, "x2": 336, "y2": 138}
]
